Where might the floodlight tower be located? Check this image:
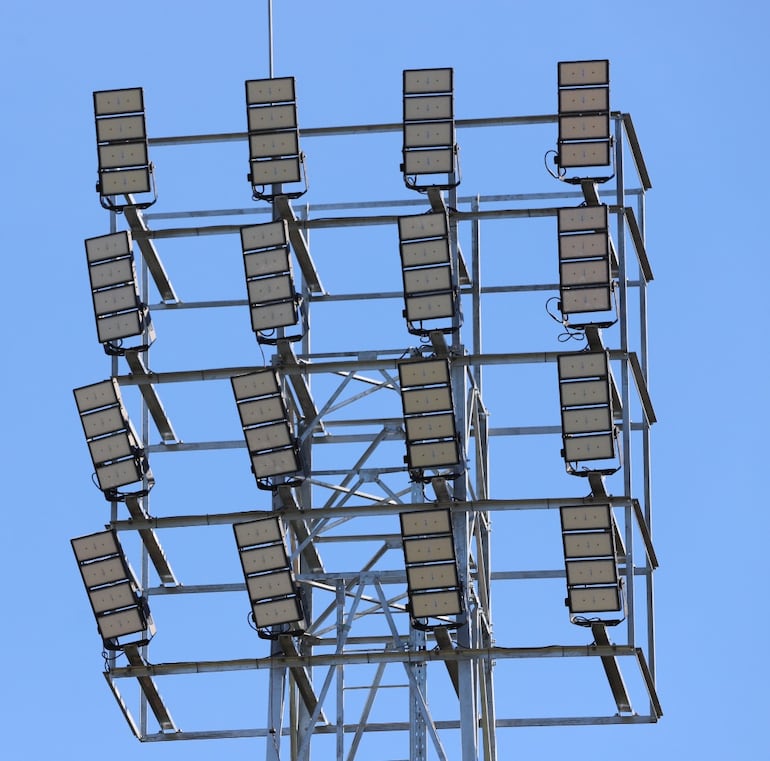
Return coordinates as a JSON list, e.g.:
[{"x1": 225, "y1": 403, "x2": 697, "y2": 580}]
[{"x1": 71, "y1": 48, "x2": 659, "y2": 761}]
